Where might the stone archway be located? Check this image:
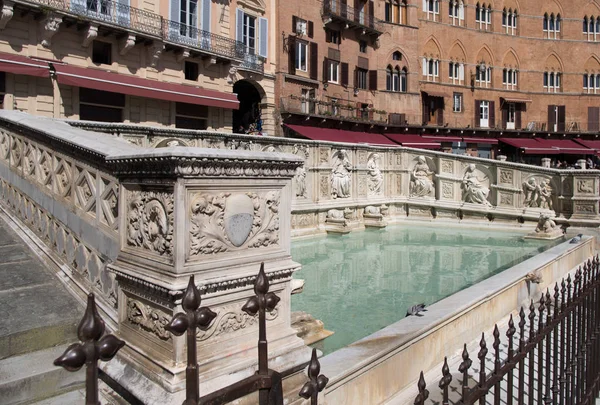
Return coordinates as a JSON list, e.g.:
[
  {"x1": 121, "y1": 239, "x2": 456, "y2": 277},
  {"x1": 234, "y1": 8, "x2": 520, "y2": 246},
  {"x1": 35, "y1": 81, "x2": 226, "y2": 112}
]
[{"x1": 233, "y1": 80, "x2": 265, "y2": 134}]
